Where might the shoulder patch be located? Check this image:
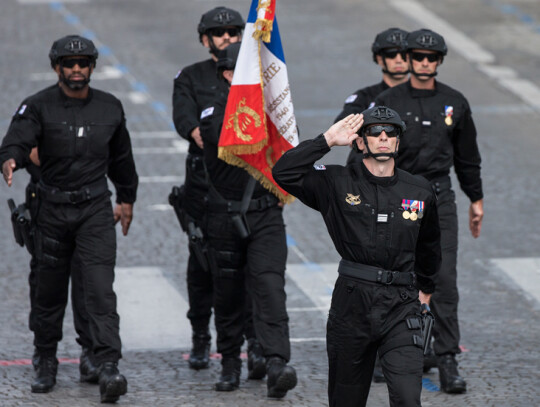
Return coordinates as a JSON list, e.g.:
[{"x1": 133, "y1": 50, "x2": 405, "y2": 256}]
[
  {"x1": 175, "y1": 69, "x2": 182, "y2": 79},
  {"x1": 200, "y1": 106, "x2": 214, "y2": 119},
  {"x1": 345, "y1": 94, "x2": 357, "y2": 104},
  {"x1": 368, "y1": 101, "x2": 375, "y2": 109},
  {"x1": 314, "y1": 164, "x2": 326, "y2": 170},
  {"x1": 17, "y1": 104, "x2": 27, "y2": 115}
]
